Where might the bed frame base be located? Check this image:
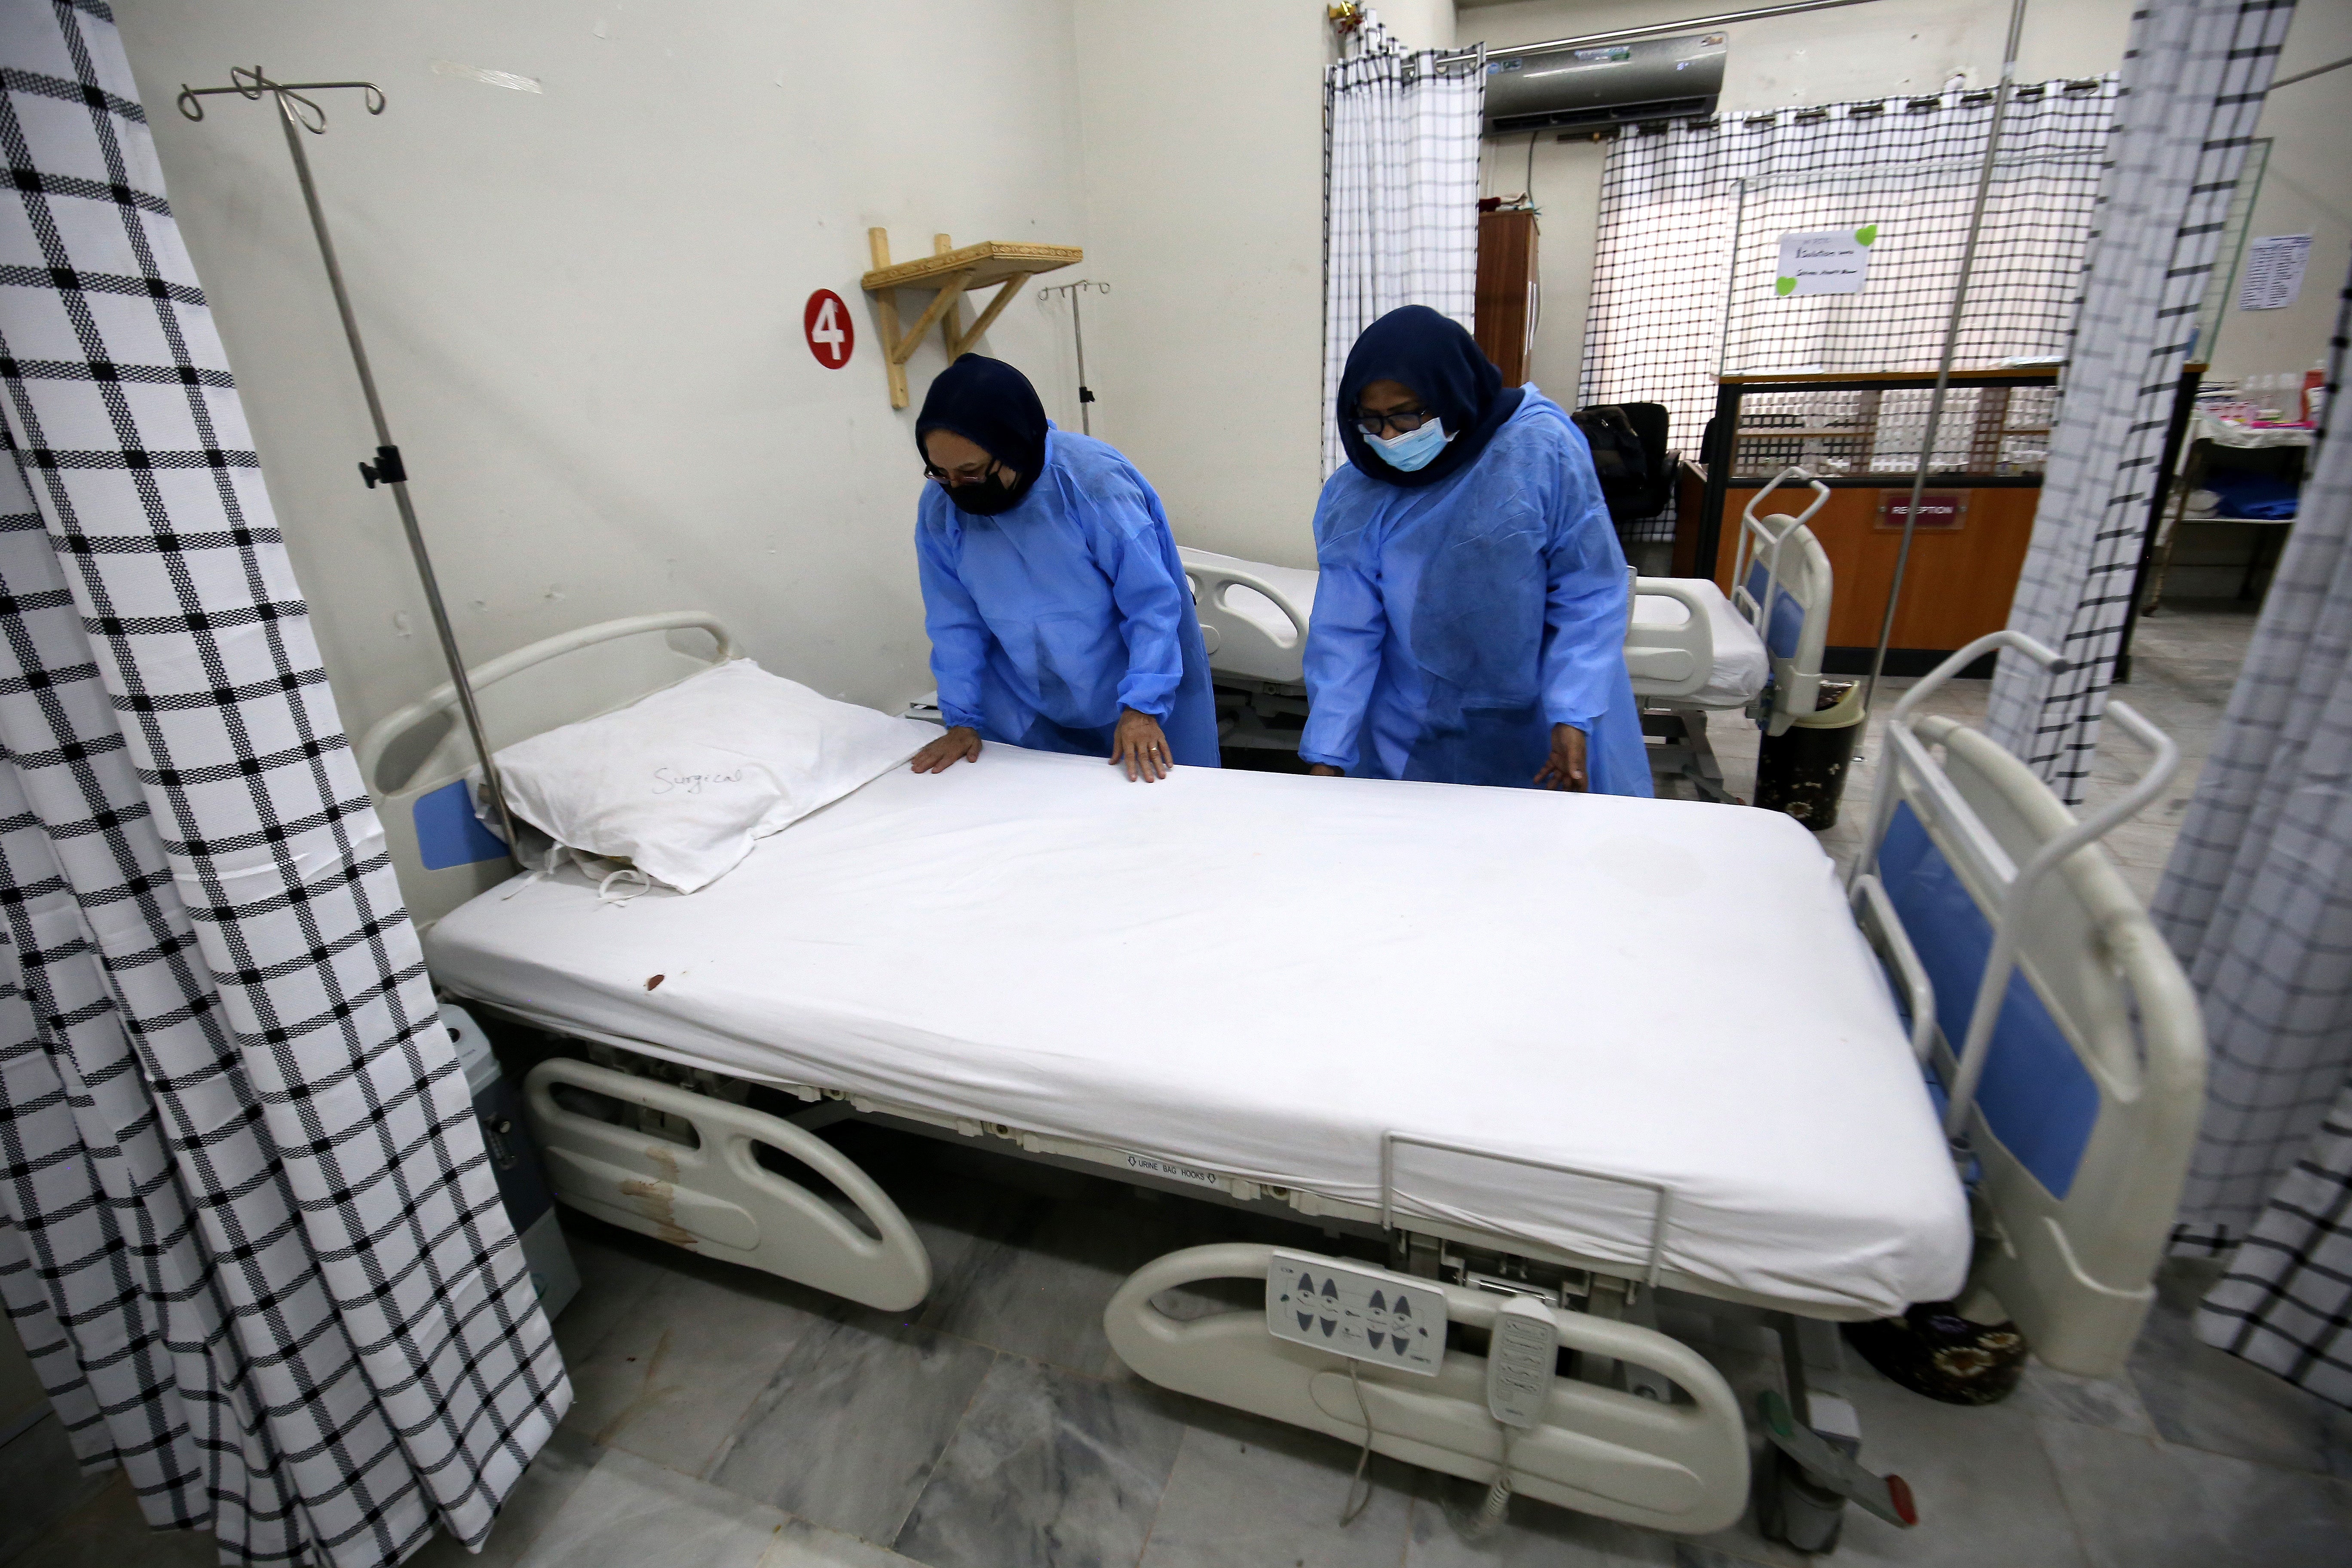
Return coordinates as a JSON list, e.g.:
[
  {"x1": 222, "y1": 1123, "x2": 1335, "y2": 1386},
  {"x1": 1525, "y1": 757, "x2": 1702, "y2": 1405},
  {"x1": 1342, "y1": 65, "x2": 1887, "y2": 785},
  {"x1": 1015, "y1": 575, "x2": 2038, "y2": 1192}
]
[
  {"x1": 1102, "y1": 1243, "x2": 1752, "y2": 1537},
  {"x1": 1642, "y1": 703, "x2": 1734, "y2": 802}
]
